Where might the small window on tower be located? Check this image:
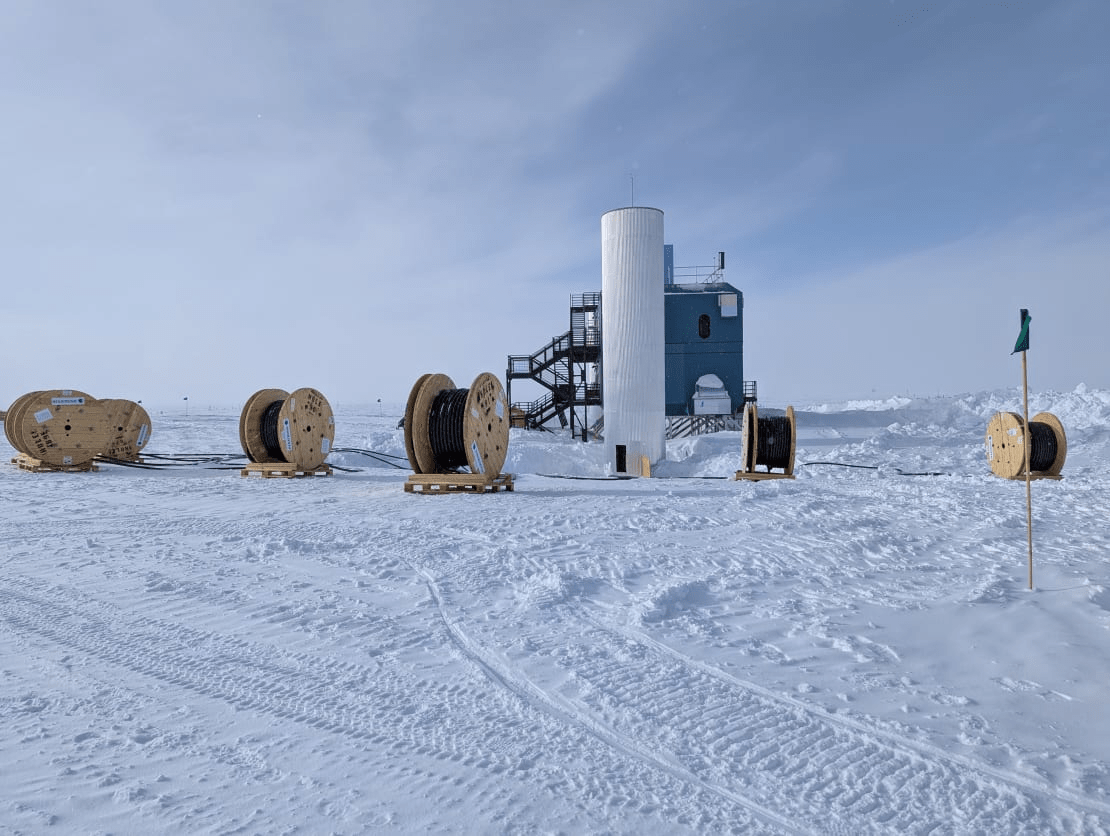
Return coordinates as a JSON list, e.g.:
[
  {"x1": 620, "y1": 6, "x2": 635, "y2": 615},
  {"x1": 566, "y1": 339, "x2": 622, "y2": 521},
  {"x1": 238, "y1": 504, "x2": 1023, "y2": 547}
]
[{"x1": 698, "y1": 314, "x2": 711, "y2": 339}]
